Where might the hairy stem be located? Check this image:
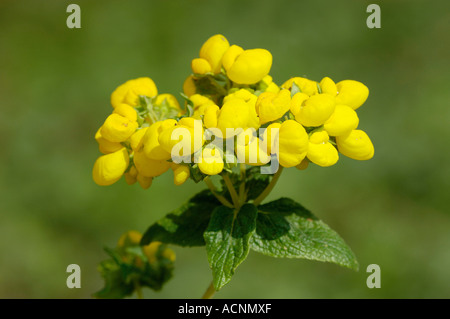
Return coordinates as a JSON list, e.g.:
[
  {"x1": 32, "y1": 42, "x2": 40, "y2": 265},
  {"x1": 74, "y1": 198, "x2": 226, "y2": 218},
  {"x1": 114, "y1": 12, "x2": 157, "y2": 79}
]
[
  {"x1": 253, "y1": 167, "x2": 284, "y2": 206},
  {"x1": 238, "y1": 163, "x2": 247, "y2": 205},
  {"x1": 204, "y1": 177, "x2": 234, "y2": 208},
  {"x1": 223, "y1": 174, "x2": 240, "y2": 209},
  {"x1": 202, "y1": 281, "x2": 216, "y2": 299}
]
